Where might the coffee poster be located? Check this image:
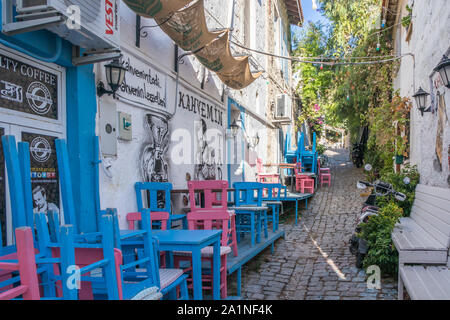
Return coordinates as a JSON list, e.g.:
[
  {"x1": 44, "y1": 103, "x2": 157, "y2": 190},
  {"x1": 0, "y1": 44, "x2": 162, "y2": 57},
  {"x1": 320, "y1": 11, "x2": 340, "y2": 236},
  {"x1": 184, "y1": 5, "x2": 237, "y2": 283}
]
[
  {"x1": 0, "y1": 50, "x2": 59, "y2": 120},
  {"x1": 21, "y1": 132, "x2": 60, "y2": 219}
]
